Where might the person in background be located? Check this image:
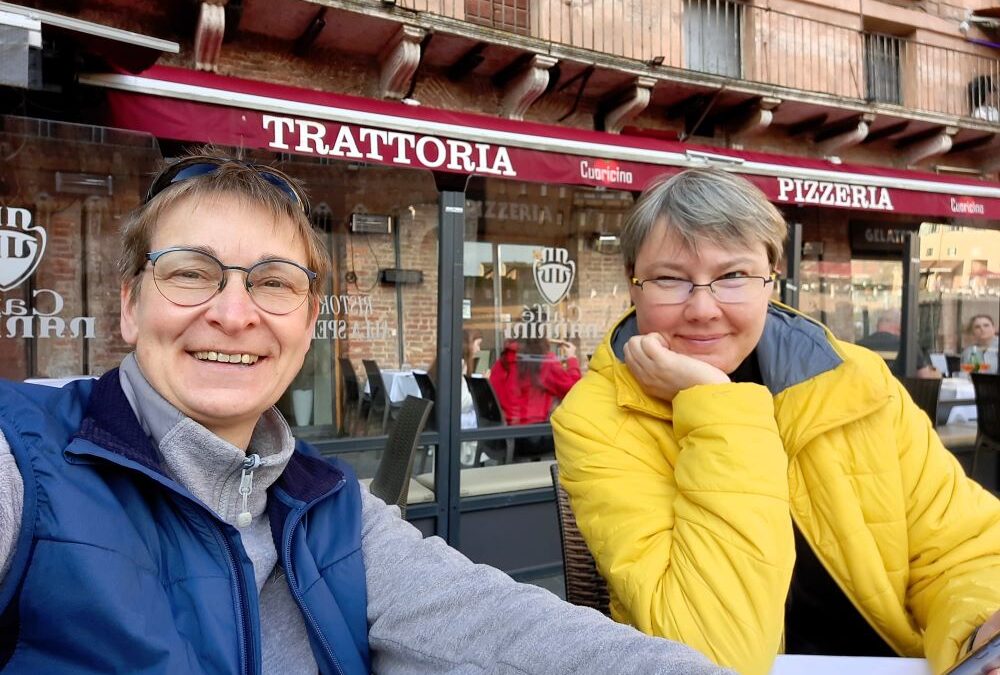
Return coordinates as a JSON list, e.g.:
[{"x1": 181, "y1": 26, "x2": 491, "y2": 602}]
[
  {"x1": 552, "y1": 167, "x2": 1000, "y2": 675},
  {"x1": 463, "y1": 328, "x2": 484, "y2": 377},
  {"x1": 0, "y1": 153, "x2": 734, "y2": 675},
  {"x1": 489, "y1": 336, "x2": 582, "y2": 460},
  {"x1": 856, "y1": 309, "x2": 938, "y2": 378},
  {"x1": 427, "y1": 330, "x2": 481, "y2": 464},
  {"x1": 490, "y1": 337, "x2": 582, "y2": 426},
  {"x1": 961, "y1": 314, "x2": 999, "y2": 374}
]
